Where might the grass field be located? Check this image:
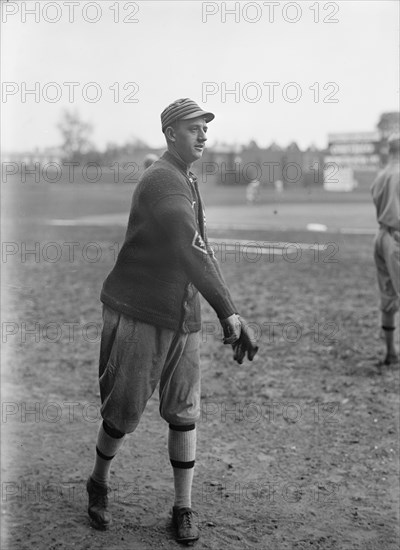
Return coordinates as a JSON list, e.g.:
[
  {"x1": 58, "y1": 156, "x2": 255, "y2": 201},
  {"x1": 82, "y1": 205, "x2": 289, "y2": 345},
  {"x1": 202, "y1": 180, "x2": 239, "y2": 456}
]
[
  {"x1": 1, "y1": 179, "x2": 399, "y2": 550},
  {"x1": 2, "y1": 177, "x2": 376, "y2": 233}
]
